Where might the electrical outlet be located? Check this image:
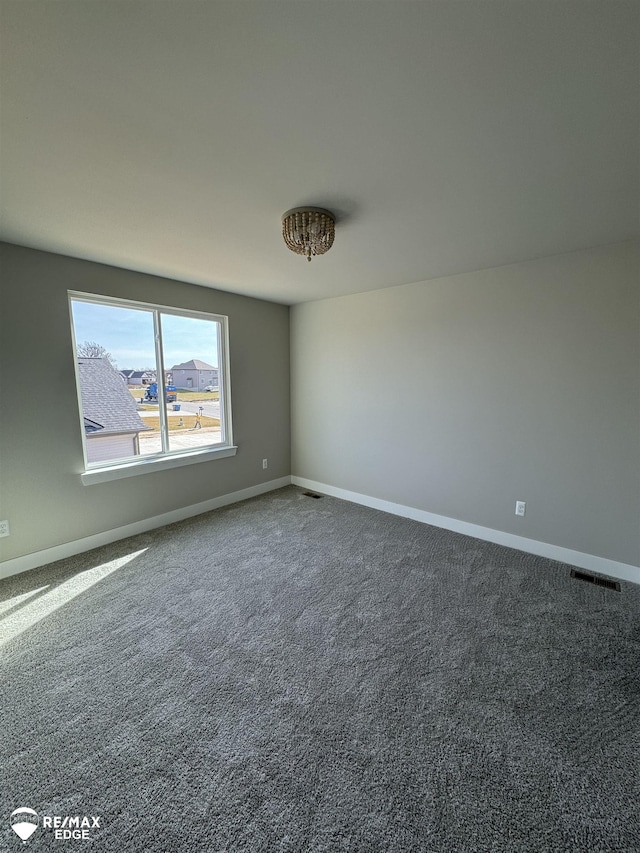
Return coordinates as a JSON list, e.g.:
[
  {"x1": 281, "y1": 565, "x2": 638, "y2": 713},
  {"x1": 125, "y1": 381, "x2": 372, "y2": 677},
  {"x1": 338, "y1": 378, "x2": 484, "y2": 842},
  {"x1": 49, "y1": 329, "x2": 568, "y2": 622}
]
[
  {"x1": 262, "y1": 458, "x2": 268, "y2": 470},
  {"x1": 515, "y1": 501, "x2": 526, "y2": 517},
  {"x1": 0, "y1": 519, "x2": 10, "y2": 537}
]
